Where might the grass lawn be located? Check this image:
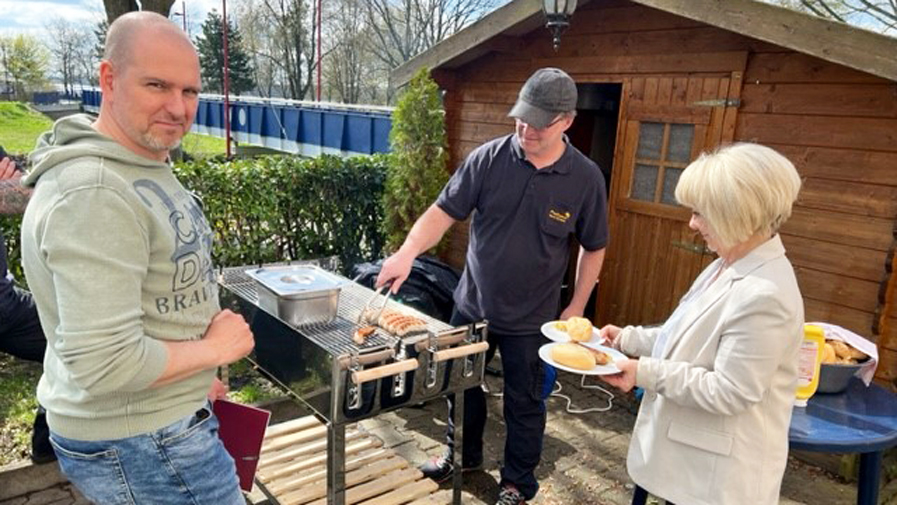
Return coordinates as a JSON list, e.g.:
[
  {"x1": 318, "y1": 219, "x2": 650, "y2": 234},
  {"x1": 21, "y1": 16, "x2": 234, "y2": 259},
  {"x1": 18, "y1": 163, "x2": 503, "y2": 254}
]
[
  {"x1": 0, "y1": 102, "x2": 53, "y2": 155},
  {"x1": 0, "y1": 355, "x2": 41, "y2": 466},
  {"x1": 0, "y1": 101, "x2": 226, "y2": 159},
  {"x1": 181, "y1": 132, "x2": 227, "y2": 159}
]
